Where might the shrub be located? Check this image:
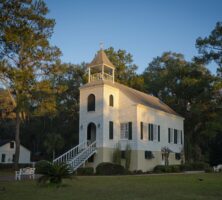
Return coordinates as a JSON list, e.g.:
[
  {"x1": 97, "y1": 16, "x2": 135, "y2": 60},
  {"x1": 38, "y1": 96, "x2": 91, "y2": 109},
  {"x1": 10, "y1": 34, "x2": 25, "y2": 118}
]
[
  {"x1": 37, "y1": 162, "x2": 72, "y2": 185},
  {"x1": 77, "y1": 167, "x2": 94, "y2": 175},
  {"x1": 132, "y1": 170, "x2": 143, "y2": 174},
  {"x1": 180, "y1": 163, "x2": 192, "y2": 171},
  {"x1": 153, "y1": 165, "x2": 167, "y2": 173},
  {"x1": 153, "y1": 165, "x2": 181, "y2": 173},
  {"x1": 205, "y1": 167, "x2": 213, "y2": 173},
  {"x1": 190, "y1": 162, "x2": 209, "y2": 170},
  {"x1": 35, "y1": 160, "x2": 51, "y2": 174},
  {"x1": 171, "y1": 165, "x2": 180, "y2": 172},
  {"x1": 180, "y1": 162, "x2": 209, "y2": 171},
  {"x1": 96, "y1": 162, "x2": 125, "y2": 175}
]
